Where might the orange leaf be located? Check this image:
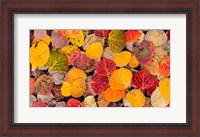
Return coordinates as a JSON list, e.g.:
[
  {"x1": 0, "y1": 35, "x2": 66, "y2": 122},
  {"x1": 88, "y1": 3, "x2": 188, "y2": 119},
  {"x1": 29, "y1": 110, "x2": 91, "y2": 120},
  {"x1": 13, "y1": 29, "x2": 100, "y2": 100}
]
[
  {"x1": 30, "y1": 78, "x2": 35, "y2": 94},
  {"x1": 104, "y1": 87, "x2": 125, "y2": 102},
  {"x1": 159, "y1": 56, "x2": 170, "y2": 77},
  {"x1": 125, "y1": 30, "x2": 141, "y2": 44}
]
